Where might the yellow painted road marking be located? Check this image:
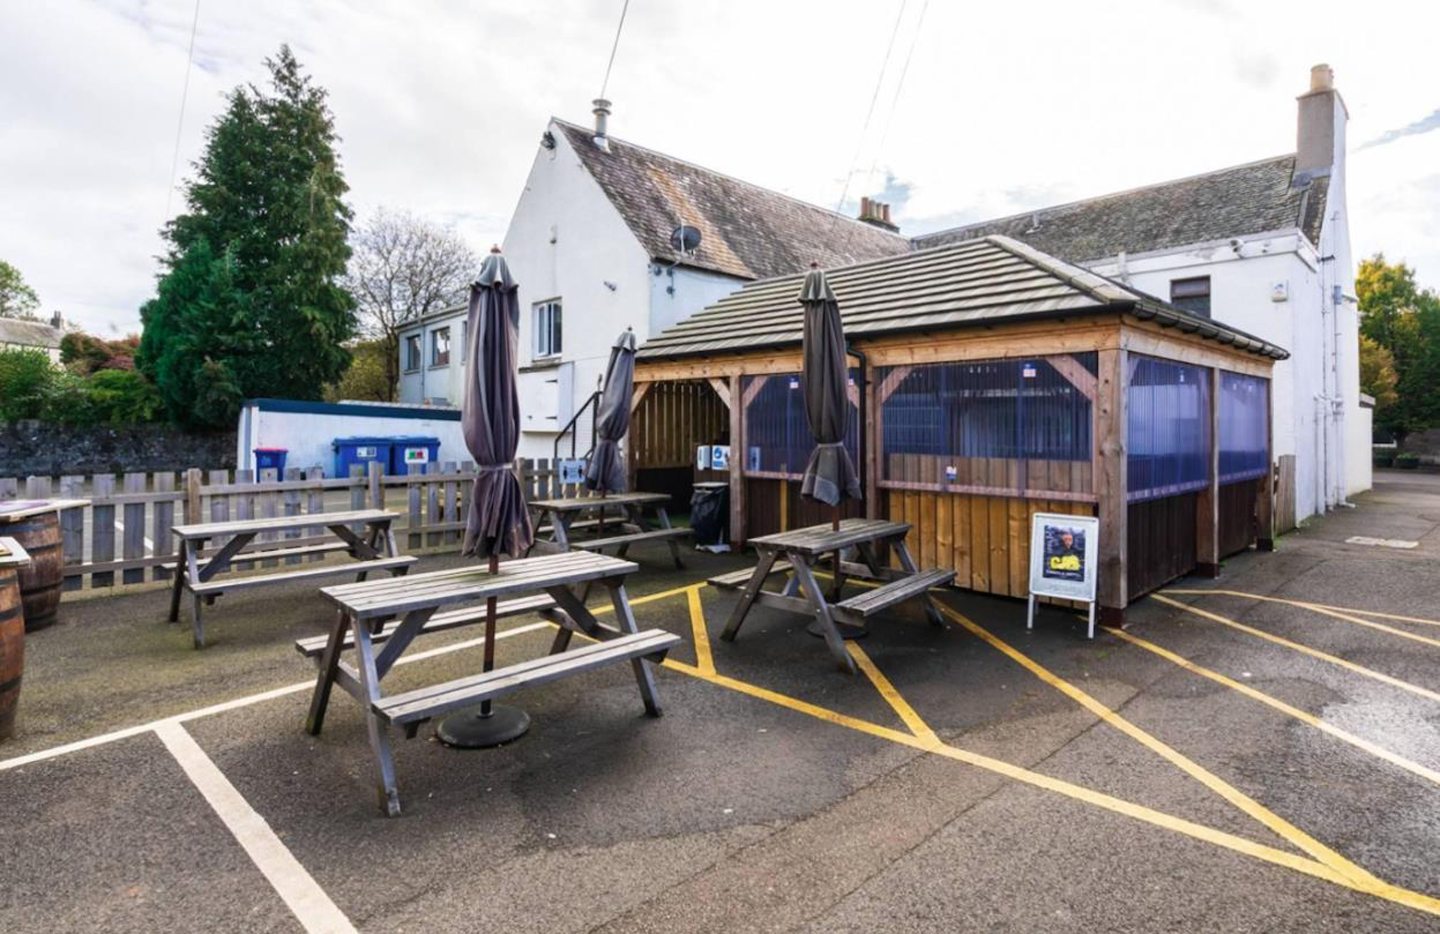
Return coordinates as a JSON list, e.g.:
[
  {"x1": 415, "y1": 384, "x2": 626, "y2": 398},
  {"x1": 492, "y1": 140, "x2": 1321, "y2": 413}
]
[
  {"x1": 650, "y1": 607, "x2": 1440, "y2": 916},
  {"x1": 937, "y1": 603, "x2": 1391, "y2": 888},
  {"x1": 687, "y1": 587, "x2": 716, "y2": 675},
  {"x1": 1166, "y1": 589, "x2": 1440, "y2": 629},
  {"x1": 1166, "y1": 588, "x2": 1440, "y2": 647},
  {"x1": 1153, "y1": 595, "x2": 1440, "y2": 704},
  {"x1": 1107, "y1": 626, "x2": 1440, "y2": 789},
  {"x1": 847, "y1": 643, "x2": 940, "y2": 743}
]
